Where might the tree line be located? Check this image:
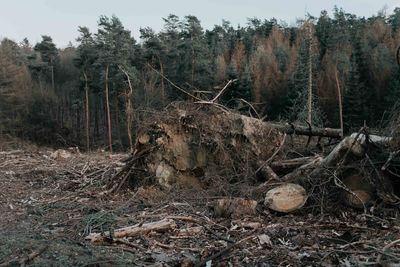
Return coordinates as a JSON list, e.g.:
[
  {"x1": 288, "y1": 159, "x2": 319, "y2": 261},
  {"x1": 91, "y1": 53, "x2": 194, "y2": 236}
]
[{"x1": 1, "y1": 7, "x2": 400, "y2": 150}]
